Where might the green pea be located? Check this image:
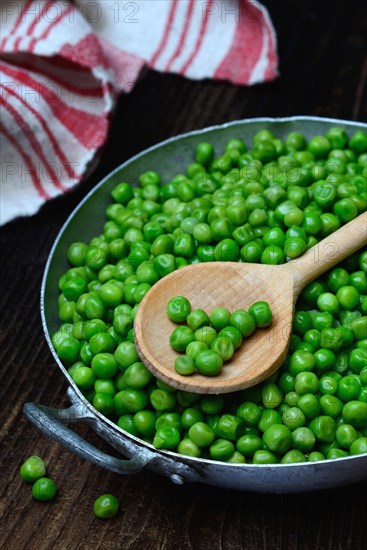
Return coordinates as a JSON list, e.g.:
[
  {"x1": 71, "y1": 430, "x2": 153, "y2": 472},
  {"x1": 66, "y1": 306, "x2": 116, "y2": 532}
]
[
  {"x1": 227, "y1": 451, "x2": 246, "y2": 464},
  {"x1": 286, "y1": 132, "x2": 306, "y2": 151},
  {"x1": 113, "y1": 312, "x2": 133, "y2": 337},
  {"x1": 94, "y1": 494, "x2": 120, "y2": 519},
  {"x1": 193, "y1": 223, "x2": 213, "y2": 244},
  {"x1": 261, "y1": 245, "x2": 286, "y2": 265},
  {"x1": 342, "y1": 401, "x2": 367, "y2": 428},
  {"x1": 226, "y1": 203, "x2": 248, "y2": 226},
  {"x1": 153, "y1": 254, "x2": 176, "y2": 277},
  {"x1": 309, "y1": 415, "x2": 336, "y2": 442},
  {"x1": 187, "y1": 309, "x2": 210, "y2": 332},
  {"x1": 94, "y1": 379, "x2": 115, "y2": 397},
  {"x1": 326, "y1": 128, "x2": 348, "y2": 149},
  {"x1": 257, "y1": 409, "x2": 282, "y2": 432},
  {"x1": 236, "y1": 434, "x2": 262, "y2": 456},
  {"x1": 189, "y1": 422, "x2": 215, "y2": 447},
  {"x1": 89, "y1": 332, "x2": 115, "y2": 355},
  {"x1": 337, "y1": 375, "x2": 361, "y2": 402},
  {"x1": 214, "y1": 238, "x2": 240, "y2": 261},
  {"x1": 317, "y1": 292, "x2": 339, "y2": 315},
  {"x1": 314, "y1": 348, "x2": 336, "y2": 373},
  {"x1": 194, "y1": 350, "x2": 223, "y2": 376},
  {"x1": 278, "y1": 372, "x2": 296, "y2": 394},
  {"x1": 284, "y1": 391, "x2": 300, "y2": 407},
  {"x1": 242, "y1": 236, "x2": 267, "y2": 262},
  {"x1": 210, "y1": 307, "x2": 231, "y2": 331},
  {"x1": 32, "y1": 478, "x2": 57, "y2": 502},
  {"x1": 280, "y1": 449, "x2": 306, "y2": 464},
  {"x1": 230, "y1": 309, "x2": 256, "y2": 337},
  {"x1": 150, "y1": 388, "x2": 176, "y2": 412},
  {"x1": 93, "y1": 392, "x2": 115, "y2": 416},
  {"x1": 57, "y1": 337, "x2": 81, "y2": 363},
  {"x1": 236, "y1": 402, "x2": 262, "y2": 426},
  {"x1": 349, "y1": 437, "x2": 367, "y2": 455},
  {"x1": 84, "y1": 294, "x2": 106, "y2": 320},
  {"x1": 170, "y1": 326, "x2": 195, "y2": 352},
  {"x1": 174, "y1": 233, "x2": 195, "y2": 257},
  {"x1": 307, "y1": 136, "x2": 331, "y2": 158},
  {"x1": 301, "y1": 281, "x2": 326, "y2": 307},
  {"x1": 218, "y1": 326, "x2": 242, "y2": 350},
  {"x1": 185, "y1": 341, "x2": 208, "y2": 360},
  {"x1": 196, "y1": 143, "x2": 215, "y2": 165},
  {"x1": 85, "y1": 245, "x2": 108, "y2": 270},
  {"x1": 124, "y1": 279, "x2": 138, "y2": 305},
  {"x1": 289, "y1": 350, "x2": 315, "y2": 375},
  {"x1": 115, "y1": 342, "x2": 139, "y2": 370},
  {"x1": 91, "y1": 353, "x2": 118, "y2": 379},
  {"x1": 319, "y1": 394, "x2": 343, "y2": 418},
  {"x1": 209, "y1": 439, "x2": 235, "y2": 461},
  {"x1": 153, "y1": 426, "x2": 181, "y2": 450},
  {"x1": 284, "y1": 237, "x2": 307, "y2": 259},
  {"x1": 335, "y1": 424, "x2": 358, "y2": 449},
  {"x1": 123, "y1": 362, "x2": 152, "y2": 389},
  {"x1": 252, "y1": 450, "x2": 278, "y2": 464},
  {"x1": 197, "y1": 244, "x2": 215, "y2": 262},
  {"x1": 262, "y1": 383, "x2": 283, "y2": 409},
  {"x1": 319, "y1": 375, "x2": 338, "y2": 395},
  {"x1": 174, "y1": 355, "x2": 196, "y2": 376},
  {"x1": 349, "y1": 131, "x2": 367, "y2": 153},
  {"x1": 167, "y1": 296, "x2": 191, "y2": 323},
  {"x1": 116, "y1": 414, "x2": 137, "y2": 434},
  {"x1": 20, "y1": 456, "x2": 46, "y2": 483},
  {"x1": 177, "y1": 439, "x2": 201, "y2": 457},
  {"x1": 294, "y1": 372, "x2": 319, "y2": 395},
  {"x1": 297, "y1": 393, "x2": 320, "y2": 419},
  {"x1": 112, "y1": 182, "x2": 134, "y2": 203},
  {"x1": 233, "y1": 223, "x2": 255, "y2": 246},
  {"x1": 67, "y1": 242, "x2": 88, "y2": 266},
  {"x1": 291, "y1": 427, "x2": 316, "y2": 452},
  {"x1": 210, "y1": 337, "x2": 234, "y2": 362},
  {"x1": 351, "y1": 316, "x2": 367, "y2": 340},
  {"x1": 320, "y1": 213, "x2": 341, "y2": 237},
  {"x1": 263, "y1": 424, "x2": 292, "y2": 454},
  {"x1": 308, "y1": 451, "x2": 325, "y2": 462},
  {"x1": 216, "y1": 414, "x2": 245, "y2": 441},
  {"x1": 195, "y1": 326, "x2": 218, "y2": 346},
  {"x1": 139, "y1": 171, "x2": 160, "y2": 187},
  {"x1": 117, "y1": 389, "x2": 149, "y2": 413},
  {"x1": 263, "y1": 227, "x2": 286, "y2": 247},
  {"x1": 293, "y1": 311, "x2": 313, "y2": 336}
]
